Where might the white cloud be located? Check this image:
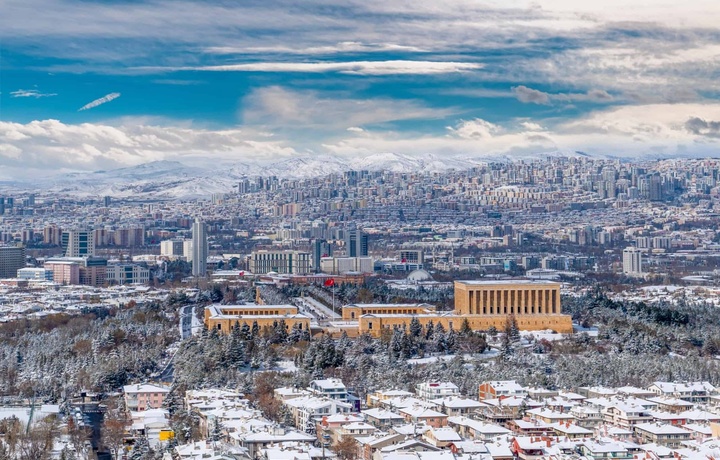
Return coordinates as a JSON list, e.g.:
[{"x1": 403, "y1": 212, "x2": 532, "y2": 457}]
[
  {"x1": 3, "y1": 103, "x2": 720, "y2": 178},
  {"x1": 10, "y1": 89, "x2": 57, "y2": 98},
  {"x1": 241, "y1": 86, "x2": 454, "y2": 129},
  {"x1": 78, "y1": 92, "x2": 121, "y2": 111},
  {"x1": 205, "y1": 42, "x2": 427, "y2": 55},
  {"x1": 0, "y1": 119, "x2": 297, "y2": 173},
  {"x1": 520, "y1": 121, "x2": 544, "y2": 131},
  {"x1": 184, "y1": 60, "x2": 482, "y2": 75},
  {"x1": 447, "y1": 119, "x2": 501, "y2": 139},
  {"x1": 512, "y1": 85, "x2": 613, "y2": 105}
]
